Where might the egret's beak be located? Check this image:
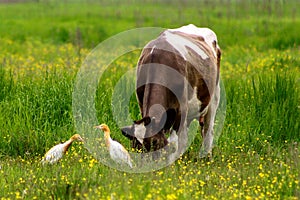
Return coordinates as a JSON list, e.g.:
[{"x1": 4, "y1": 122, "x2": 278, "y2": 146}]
[
  {"x1": 78, "y1": 136, "x2": 84, "y2": 142},
  {"x1": 94, "y1": 125, "x2": 102, "y2": 129}
]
